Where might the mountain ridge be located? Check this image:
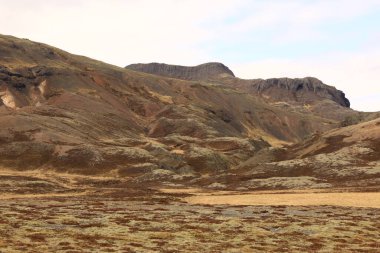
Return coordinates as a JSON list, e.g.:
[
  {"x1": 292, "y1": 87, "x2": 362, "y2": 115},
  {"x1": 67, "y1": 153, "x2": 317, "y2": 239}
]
[
  {"x1": 126, "y1": 62, "x2": 235, "y2": 81},
  {"x1": 125, "y1": 62, "x2": 350, "y2": 108}
]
